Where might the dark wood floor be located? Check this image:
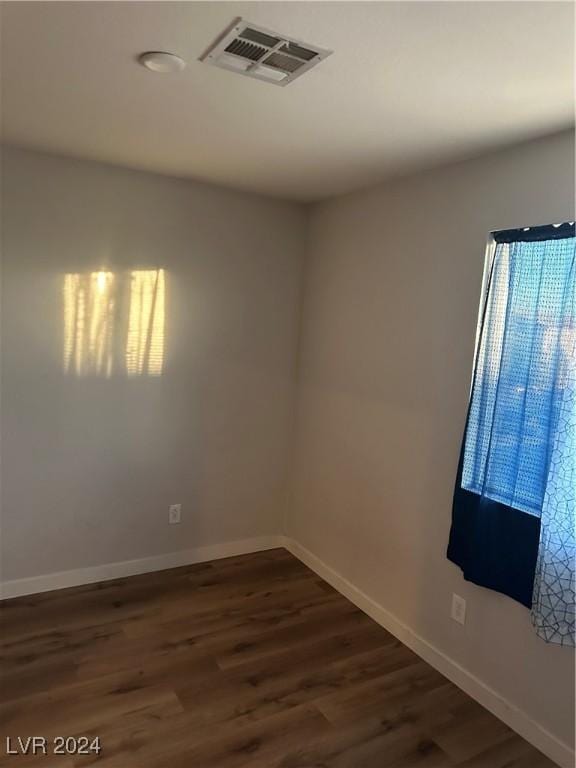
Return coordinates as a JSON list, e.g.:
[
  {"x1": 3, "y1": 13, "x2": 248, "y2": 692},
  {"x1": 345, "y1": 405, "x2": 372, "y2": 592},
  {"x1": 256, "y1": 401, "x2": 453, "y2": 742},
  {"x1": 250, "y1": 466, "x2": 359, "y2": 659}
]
[{"x1": 0, "y1": 548, "x2": 556, "y2": 767}]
